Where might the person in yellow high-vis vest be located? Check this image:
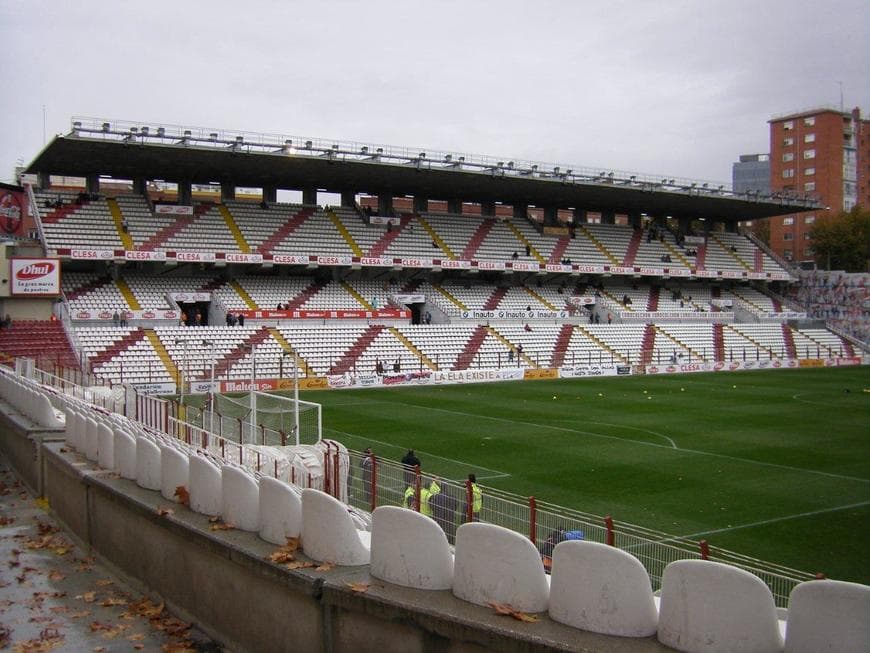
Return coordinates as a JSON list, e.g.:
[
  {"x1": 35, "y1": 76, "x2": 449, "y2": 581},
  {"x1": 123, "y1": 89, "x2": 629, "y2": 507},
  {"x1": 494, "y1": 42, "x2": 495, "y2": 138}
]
[
  {"x1": 464, "y1": 473, "x2": 482, "y2": 522},
  {"x1": 403, "y1": 477, "x2": 441, "y2": 517}
]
